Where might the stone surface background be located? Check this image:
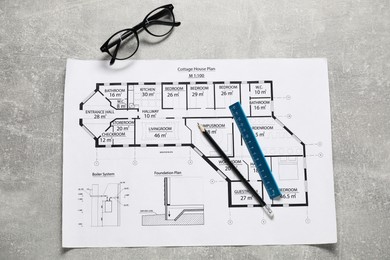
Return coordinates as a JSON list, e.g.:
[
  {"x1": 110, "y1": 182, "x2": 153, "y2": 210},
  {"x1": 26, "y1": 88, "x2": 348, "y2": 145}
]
[{"x1": 0, "y1": 0, "x2": 389, "y2": 259}]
